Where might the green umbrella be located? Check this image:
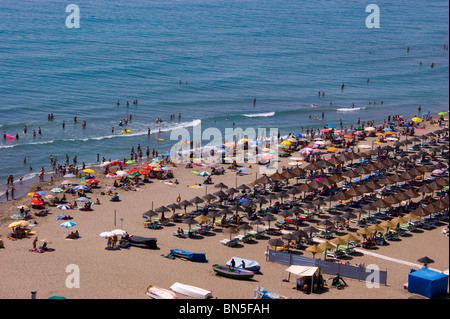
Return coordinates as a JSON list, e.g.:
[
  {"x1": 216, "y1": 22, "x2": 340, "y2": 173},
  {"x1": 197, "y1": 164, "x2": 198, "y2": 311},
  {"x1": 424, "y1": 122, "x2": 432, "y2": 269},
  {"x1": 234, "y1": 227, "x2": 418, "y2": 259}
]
[
  {"x1": 438, "y1": 112, "x2": 447, "y2": 116},
  {"x1": 129, "y1": 172, "x2": 141, "y2": 176},
  {"x1": 354, "y1": 127, "x2": 364, "y2": 131},
  {"x1": 126, "y1": 160, "x2": 136, "y2": 164}
]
